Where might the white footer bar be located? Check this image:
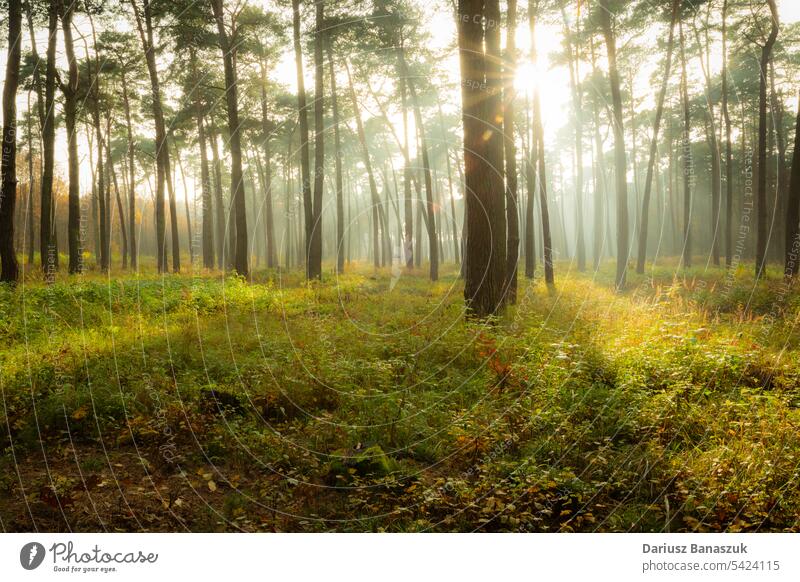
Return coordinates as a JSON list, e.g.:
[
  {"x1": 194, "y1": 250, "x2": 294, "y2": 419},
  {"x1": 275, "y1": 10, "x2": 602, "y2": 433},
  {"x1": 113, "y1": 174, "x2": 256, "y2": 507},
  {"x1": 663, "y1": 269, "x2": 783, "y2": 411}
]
[{"x1": 1, "y1": 533, "x2": 797, "y2": 581}]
